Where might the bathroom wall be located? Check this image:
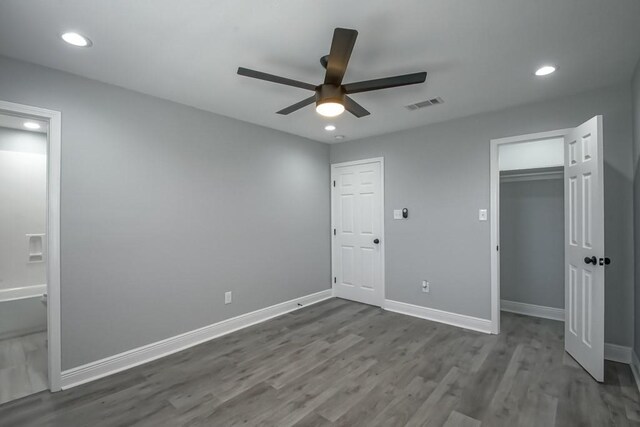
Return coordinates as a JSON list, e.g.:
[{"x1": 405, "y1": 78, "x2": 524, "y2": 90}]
[
  {"x1": 0, "y1": 126, "x2": 47, "y2": 291},
  {"x1": 0, "y1": 297, "x2": 47, "y2": 340},
  {"x1": 0, "y1": 126, "x2": 48, "y2": 340}
]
